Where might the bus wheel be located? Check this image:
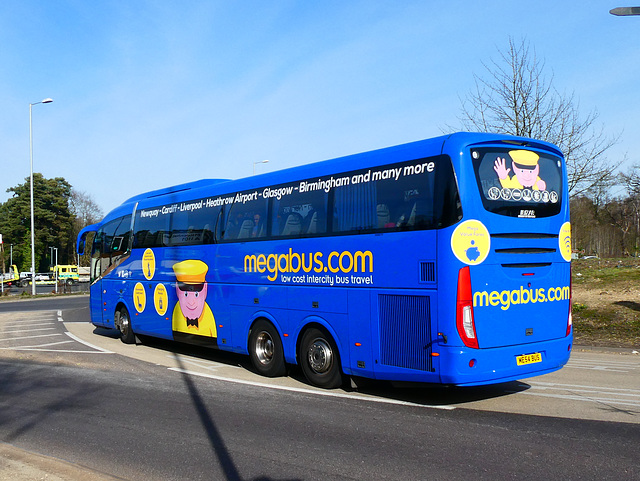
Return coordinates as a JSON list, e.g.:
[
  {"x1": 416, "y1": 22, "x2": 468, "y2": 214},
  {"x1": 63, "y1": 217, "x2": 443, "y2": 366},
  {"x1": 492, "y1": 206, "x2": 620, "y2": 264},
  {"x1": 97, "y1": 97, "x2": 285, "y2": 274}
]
[
  {"x1": 249, "y1": 320, "x2": 286, "y2": 377},
  {"x1": 115, "y1": 307, "x2": 136, "y2": 344},
  {"x1": 299, "y1": 327, "x2": 343, "y2": 389}
]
